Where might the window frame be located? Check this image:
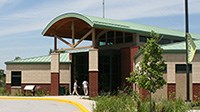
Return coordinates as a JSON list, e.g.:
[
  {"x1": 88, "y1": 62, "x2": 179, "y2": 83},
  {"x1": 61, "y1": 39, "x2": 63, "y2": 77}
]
[
  {"x1": 175, "y1": 64, "x2": 192, "y2": 73},
  {"x1": 11, "y1": 71, "x2": 21, "y2": 86}
]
